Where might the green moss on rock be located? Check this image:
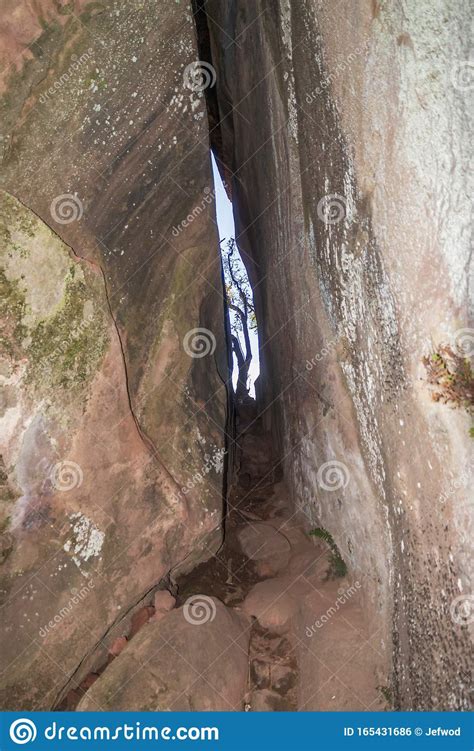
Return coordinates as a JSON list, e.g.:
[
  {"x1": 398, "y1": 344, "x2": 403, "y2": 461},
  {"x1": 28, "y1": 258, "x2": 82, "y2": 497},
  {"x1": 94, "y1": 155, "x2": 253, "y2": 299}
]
[
  {"x1": 0, "y1": 270, "x2": 28, "y2": 359},
  {"x1": 0, "y1": 190, "x2": 110, "y2": 407},
  {"x1": 27, "y1": 271, "x2": 108, "y2": 392}
]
